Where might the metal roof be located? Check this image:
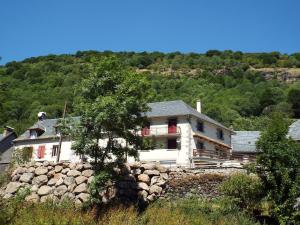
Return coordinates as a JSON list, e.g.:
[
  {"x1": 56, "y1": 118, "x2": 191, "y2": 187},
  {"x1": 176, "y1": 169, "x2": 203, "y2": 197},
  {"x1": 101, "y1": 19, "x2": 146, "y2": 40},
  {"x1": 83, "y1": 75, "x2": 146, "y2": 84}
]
[
  {"x1": 288, "y1": 119, "x2": 300, "y2": 141},
  {"x1": 147, "y1": 100, "x2": 231, "y2": 131},
  {"x1": 231, "y1": 131, "x2": 261, "y2": 153}
]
